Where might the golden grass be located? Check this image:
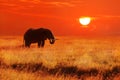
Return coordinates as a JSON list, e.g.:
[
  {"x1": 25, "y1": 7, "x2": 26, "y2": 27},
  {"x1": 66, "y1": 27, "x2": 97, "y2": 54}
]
[
  {"x1": 0, "y1": 36, "x2": 120, "y2": 80},
  {"x1": 0, "y1": 69, "x2": 78, "y2": 80}
]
